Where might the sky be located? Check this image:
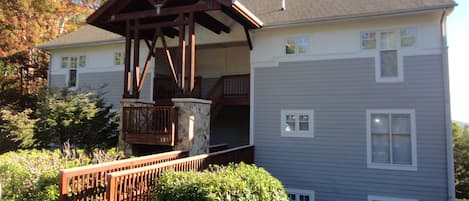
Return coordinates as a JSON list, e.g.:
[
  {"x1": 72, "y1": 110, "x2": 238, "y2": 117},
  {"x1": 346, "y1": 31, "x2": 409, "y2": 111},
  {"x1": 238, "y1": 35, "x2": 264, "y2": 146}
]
[{"x1": 448, "y1": 0, "x2": 469, "y2": 123}]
